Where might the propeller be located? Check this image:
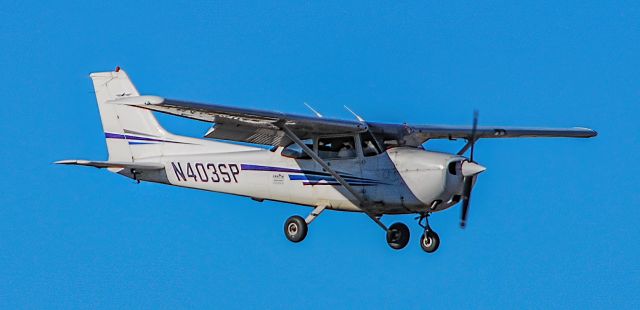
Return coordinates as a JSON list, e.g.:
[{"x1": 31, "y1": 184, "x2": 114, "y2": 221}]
[
  {"x1": 469, "y1": 110, "x2": 478, "y2": 162},
  {"x1": 460, "y1": 111, "x2": 481, "y2": 228}
]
